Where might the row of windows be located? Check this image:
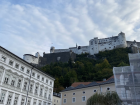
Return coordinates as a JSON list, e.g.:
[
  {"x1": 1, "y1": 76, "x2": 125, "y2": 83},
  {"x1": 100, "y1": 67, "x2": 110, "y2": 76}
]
[
  {"x1": 3, "y1": 75, "x2": 51, "y2": 98},
  {"x1": 90, "y1": 40, "x2": 119, "y2": 45},
  {"x1": 0, "y1": 90, "x2": 51, "y2": 105},
  {"x1": 54, "y1": 99, "x2": 59, "y2": 103},
  {"x1": 1, "y1": 55, "x2": 52, "y2": 86},
  {"x1": 64, "y1": 88, "x2": 110, "y2": 96},
  {"x1": 63, "y1": 96, "x2": 86, "y2": 103}
]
